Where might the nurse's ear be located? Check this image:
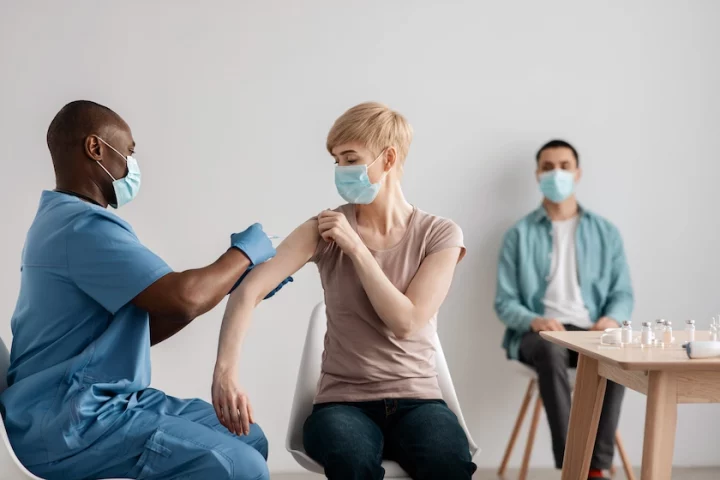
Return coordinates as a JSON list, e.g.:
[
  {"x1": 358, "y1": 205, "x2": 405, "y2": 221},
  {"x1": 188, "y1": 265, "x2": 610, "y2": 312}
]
[{"x1": 85, "y1": 135, "x2": 103, "y2": 162}]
